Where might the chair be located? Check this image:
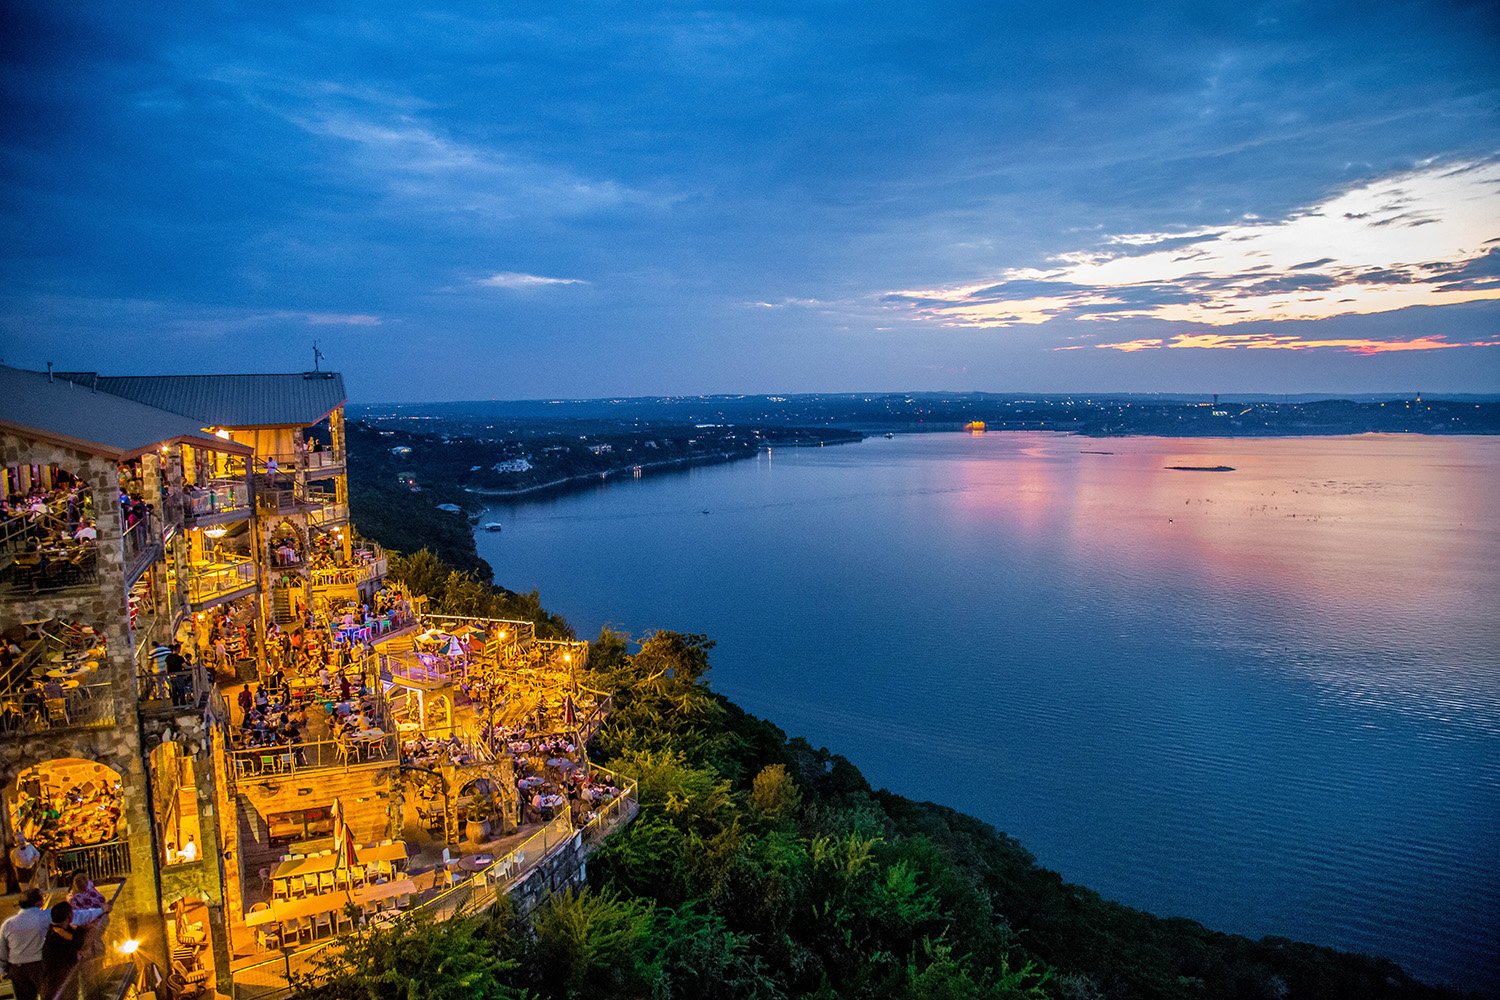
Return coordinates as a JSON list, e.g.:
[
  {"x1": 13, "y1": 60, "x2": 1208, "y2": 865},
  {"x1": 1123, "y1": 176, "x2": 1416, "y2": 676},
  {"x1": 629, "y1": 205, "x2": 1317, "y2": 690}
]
[
  {"x1": 313, "y1": 911, "x2": 333, "y2": 939},
  {"x1": 287, "y1": 874, "x2": 306, "y2": 899},
  {"x1": 258, "y1": 866, "x2": 272, "y2": 893},
  {"x1": 255, "y1": 927, "x2": 281, "y2": 952},
  {"x1": 333, "y1": 867, "x2": 350, "y2": 891},
  {"x1": 44, "y1": 697, "x2": 68, "y2": 725},
  {"x1": 318, "y1": 870, "x2": 335, "y2": 894},
  {"x1": 259, "y1": 754, "x2": 278, "y2": 775}
]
